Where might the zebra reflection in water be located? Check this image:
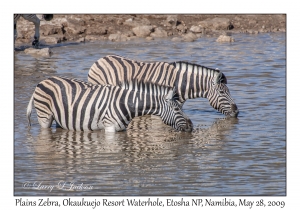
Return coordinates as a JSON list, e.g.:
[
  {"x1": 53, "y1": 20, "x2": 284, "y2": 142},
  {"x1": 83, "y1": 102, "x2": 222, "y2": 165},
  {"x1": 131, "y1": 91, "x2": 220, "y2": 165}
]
[
  {"x1": 25, "y1": 117, "x2": 238, "y2": 188},
  {"x1": 126, "y1": 116, "x2": 239, "y2": 160}
]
